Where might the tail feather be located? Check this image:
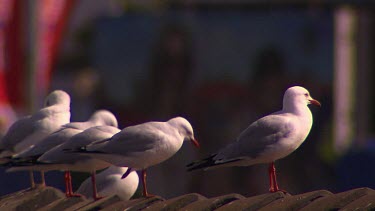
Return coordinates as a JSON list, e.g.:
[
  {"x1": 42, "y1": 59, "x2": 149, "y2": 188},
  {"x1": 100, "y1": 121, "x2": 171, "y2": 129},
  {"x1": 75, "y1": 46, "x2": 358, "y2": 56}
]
[
  {"x1": 62, "y1": 147, "x2": 84, "y2": 153},
  {"x1": 0, "y1": 149, "x2": 14, "y2": 158},
  {"x1": 0, "y1": 158, "x2": 45, "y2": 167},
  {"x1": 62, "y1": 138, "x2": 111, "y2": 153},
  {"x1": 63, "y1": 147, "x2": 106, "y2": 154},
  {"x1": 186, "y1": 154, "x2": 217, "y2": 171},
  {"x1": 187, "y1": 154, "x2": 243, "y2": 171}
]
